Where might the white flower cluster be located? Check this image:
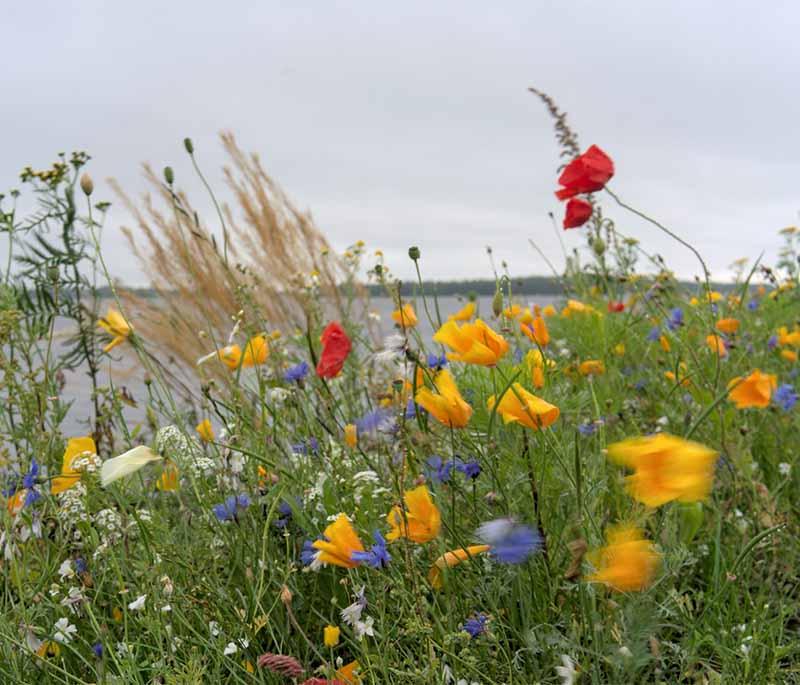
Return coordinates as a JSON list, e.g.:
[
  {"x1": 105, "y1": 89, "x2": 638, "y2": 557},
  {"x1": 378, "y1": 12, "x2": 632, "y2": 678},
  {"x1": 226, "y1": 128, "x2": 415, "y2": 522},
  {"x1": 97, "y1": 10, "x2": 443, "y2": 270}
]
[
  {"x1": 71, "y1": 450, "x2": 102, "y2": 474},
  {"x1": 155, "y1": 425, "x2": 202, "y2": 467},
  {"x1": 192, "y1": 456, "x2": 216, "y2": 478},
  {"x1": 58, "y1": 482, "x2": 89, "y2": 529},
  {"x1": 94, "y1": 508, "x2": 123, "y2": 545}
]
